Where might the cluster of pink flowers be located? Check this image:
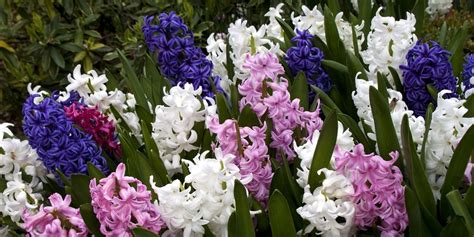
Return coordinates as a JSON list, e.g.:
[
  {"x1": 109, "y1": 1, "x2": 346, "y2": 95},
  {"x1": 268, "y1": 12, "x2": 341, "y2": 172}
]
[
  {"x1": 239, "y1": 53, "x2": 322, "y2": 160},
  {"x1": 335, "y1": 144, "x2": 408, "y2": 236},
  {"x1": 64, "y1": 102, "x2": 121, "y2": 157},
  {"x1": 22, "y1": 193, "x2": 88, "y2": 237},
  {"x1": 89, "y1": 163, "x2": 165, "y2": 236},
  {"x1": 208, "y1": 118, "x2": 272, "y2": 204}
]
